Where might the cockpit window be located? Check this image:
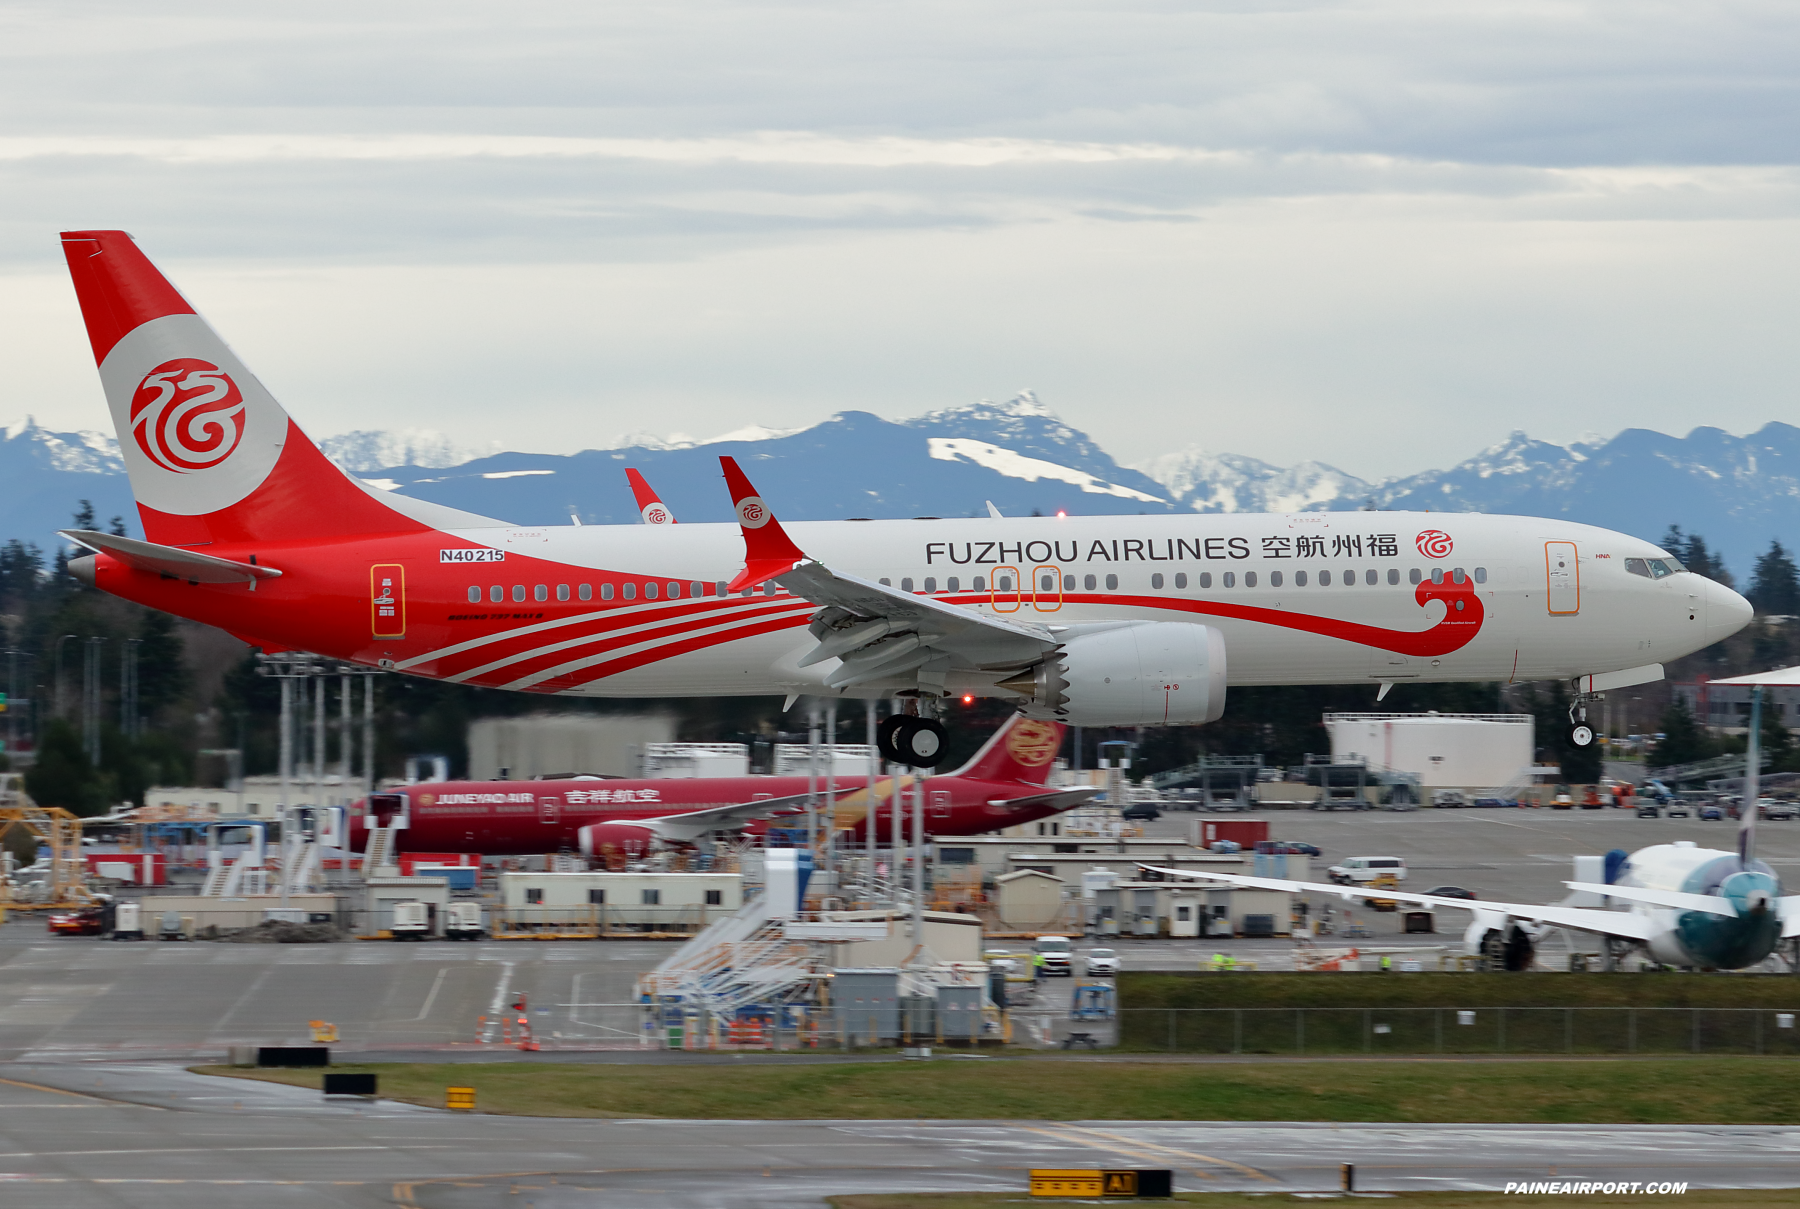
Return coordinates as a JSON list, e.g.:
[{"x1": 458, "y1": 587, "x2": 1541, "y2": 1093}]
[
  {"x1": 1650, "y1": 559, "x2": 1677, "y2": 579},
  {"x1": 1625, "y1": 558, "x2": 1651, "y2": 578}
]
